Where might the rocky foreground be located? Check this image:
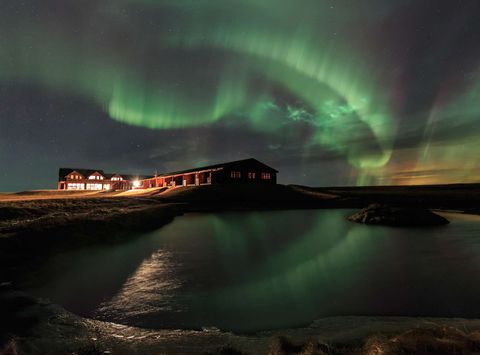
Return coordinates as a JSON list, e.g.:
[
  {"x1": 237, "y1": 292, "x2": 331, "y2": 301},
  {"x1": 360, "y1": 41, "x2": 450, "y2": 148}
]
[{"x1": 3, "y1": 288, "x2": 480, "y2": 355}]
